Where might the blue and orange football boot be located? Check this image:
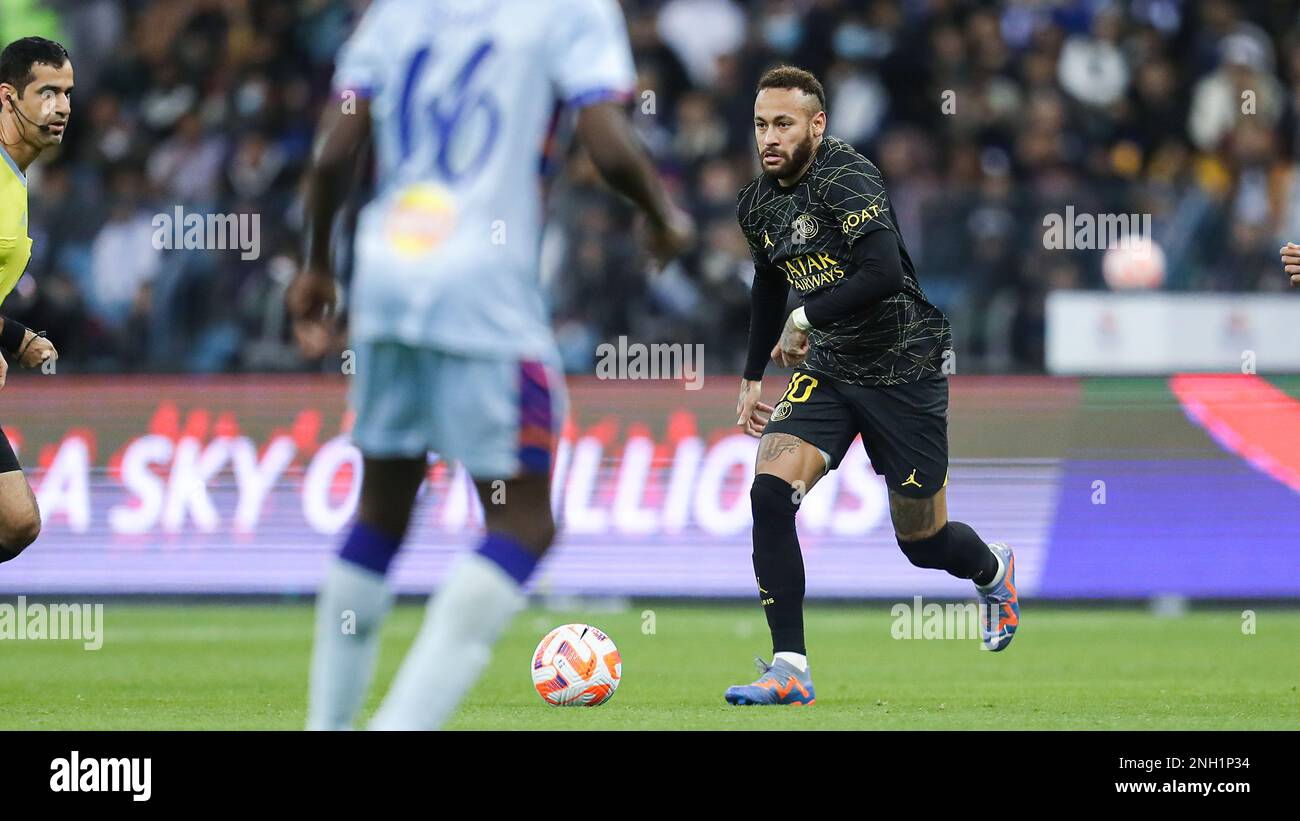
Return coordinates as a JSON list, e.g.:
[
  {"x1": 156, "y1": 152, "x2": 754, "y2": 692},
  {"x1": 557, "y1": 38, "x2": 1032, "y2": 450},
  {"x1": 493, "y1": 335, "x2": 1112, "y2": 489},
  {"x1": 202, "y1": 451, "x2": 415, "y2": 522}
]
[
  {"x1": 724, "y1": 657, "x2": 816, "y2": 705},
  {"x1": 977, "y1": 542, "x2": 1019, "y2": 652}
]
